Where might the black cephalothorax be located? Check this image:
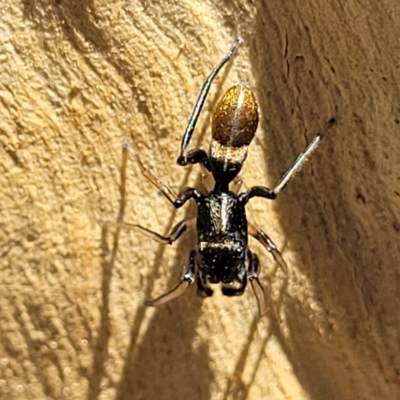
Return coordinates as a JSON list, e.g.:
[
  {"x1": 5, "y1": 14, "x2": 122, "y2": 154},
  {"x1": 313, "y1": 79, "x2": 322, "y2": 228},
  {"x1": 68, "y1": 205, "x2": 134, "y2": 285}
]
[{"x1": 108, "y1": 39, "x2": 335, "y2": 315}]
